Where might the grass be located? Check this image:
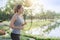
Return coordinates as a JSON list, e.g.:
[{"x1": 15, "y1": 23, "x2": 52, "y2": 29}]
[
  {"x1": 1, "y1": 19, "x2": 51, "y2": 30},
  {"x1": 24, "y1": 20, "x2": 51, "y2": 30},
  {"x1": 0, "y1": 34, "x2": 60, "y2": 40},
  {"x1": 0, "y1": 19, "x2": 57, "y2": 40}
]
